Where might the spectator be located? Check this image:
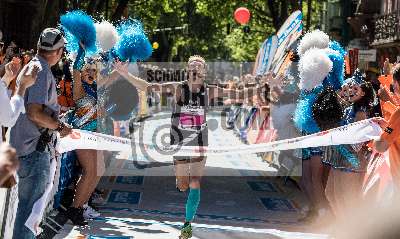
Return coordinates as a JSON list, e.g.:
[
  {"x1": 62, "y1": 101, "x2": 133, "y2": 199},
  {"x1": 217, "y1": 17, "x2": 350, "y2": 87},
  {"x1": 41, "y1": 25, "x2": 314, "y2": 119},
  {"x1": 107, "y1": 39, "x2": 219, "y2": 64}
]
[
  {"x1": 374, "y1": 65, "x2": 400, "y2": 194},
  {"x1": 0, "y1": 143, "x2": 19, "y2": 188},
  {"x1": 22, "y1": 49, "x2": 34, "y2": 66},
  {"x1": 378, "y1": 63, "x2": 400, "y2": 107},
  {"x1": 373, "y1": 108, "x2": 400, "y2": 195},
  {"x1": 1, "y1": 62, "x2": 38, "y2": 142},
  {"x1": 9, "y1": 28, "x2": 72, "y2": 239}
]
